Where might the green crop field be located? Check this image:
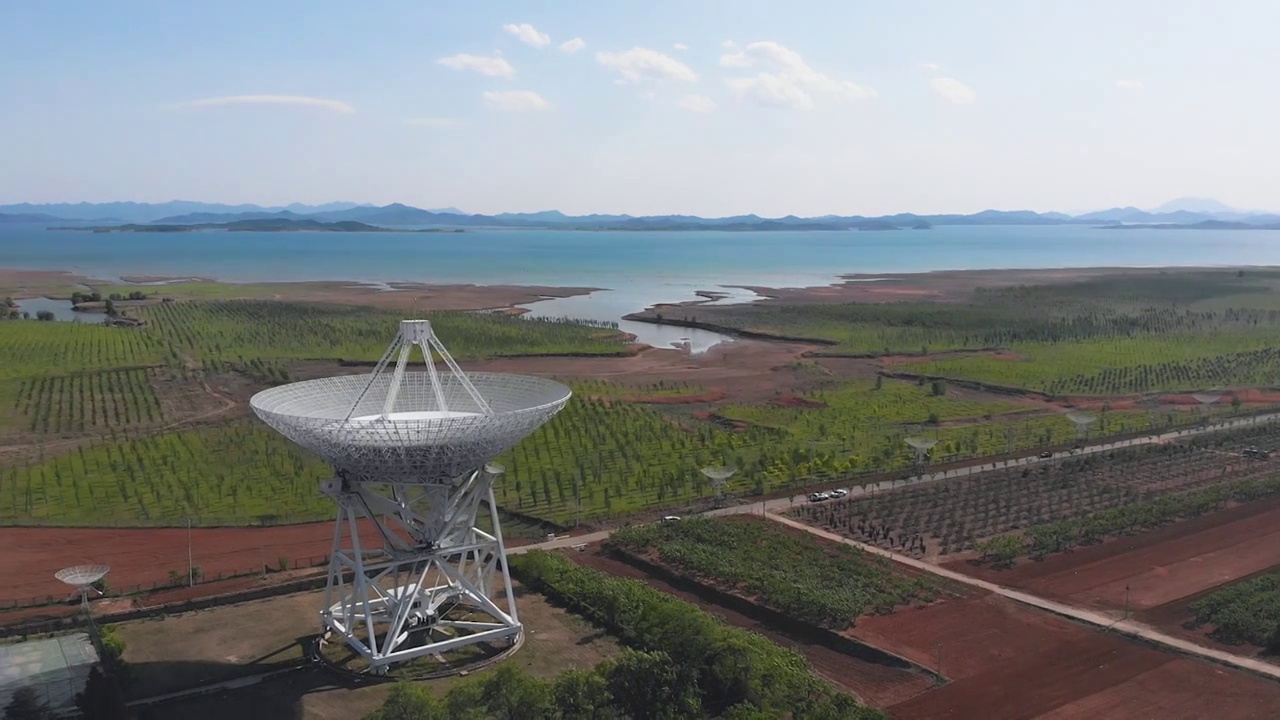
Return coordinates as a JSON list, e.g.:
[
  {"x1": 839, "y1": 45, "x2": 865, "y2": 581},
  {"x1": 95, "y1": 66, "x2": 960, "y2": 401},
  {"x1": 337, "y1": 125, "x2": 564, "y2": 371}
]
[
  {"x1": 659, "y1": 271, "x2": 1280, "y2": 355},
  {"x1": 0, "y1": 320, "x2": 170, "y2": 380},
  {"x1": 899, "y1": 334, "x2": 1280, "y2": 395},
  {"x1": 1189, "y1": 569, "x2": 1280, "y2": 649},
  {"x1": 11, "y1": 368, "x2": 164, "y2": 434},
  {"x1": 716, "y1": 379, "x2": 1020, "y2": 434},
  {"x1": 0, "y1": 419, "x2": 332, "y2": 525},
  {"x1": 488, "y1": 378, "x2": 1194, "y2": 526},
  {"x1": 7, "y1": 270, "x2": 1280, "y2": 529},
  {"x1": 646, "y1": 270, "x2": 1280, "y2": 395},
  {"x1": 137, "y1": 300, "x2": 630, "y2": 365},
  {"x1": 793, "y1": 422, "x2": 1280, "y2": 559},
  {"x1": 0, "y1": 372, "x2": 1230, "y2": 527},
  {"x1": 609, "y1": 515, "x2": 940, "y2": 629}
]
